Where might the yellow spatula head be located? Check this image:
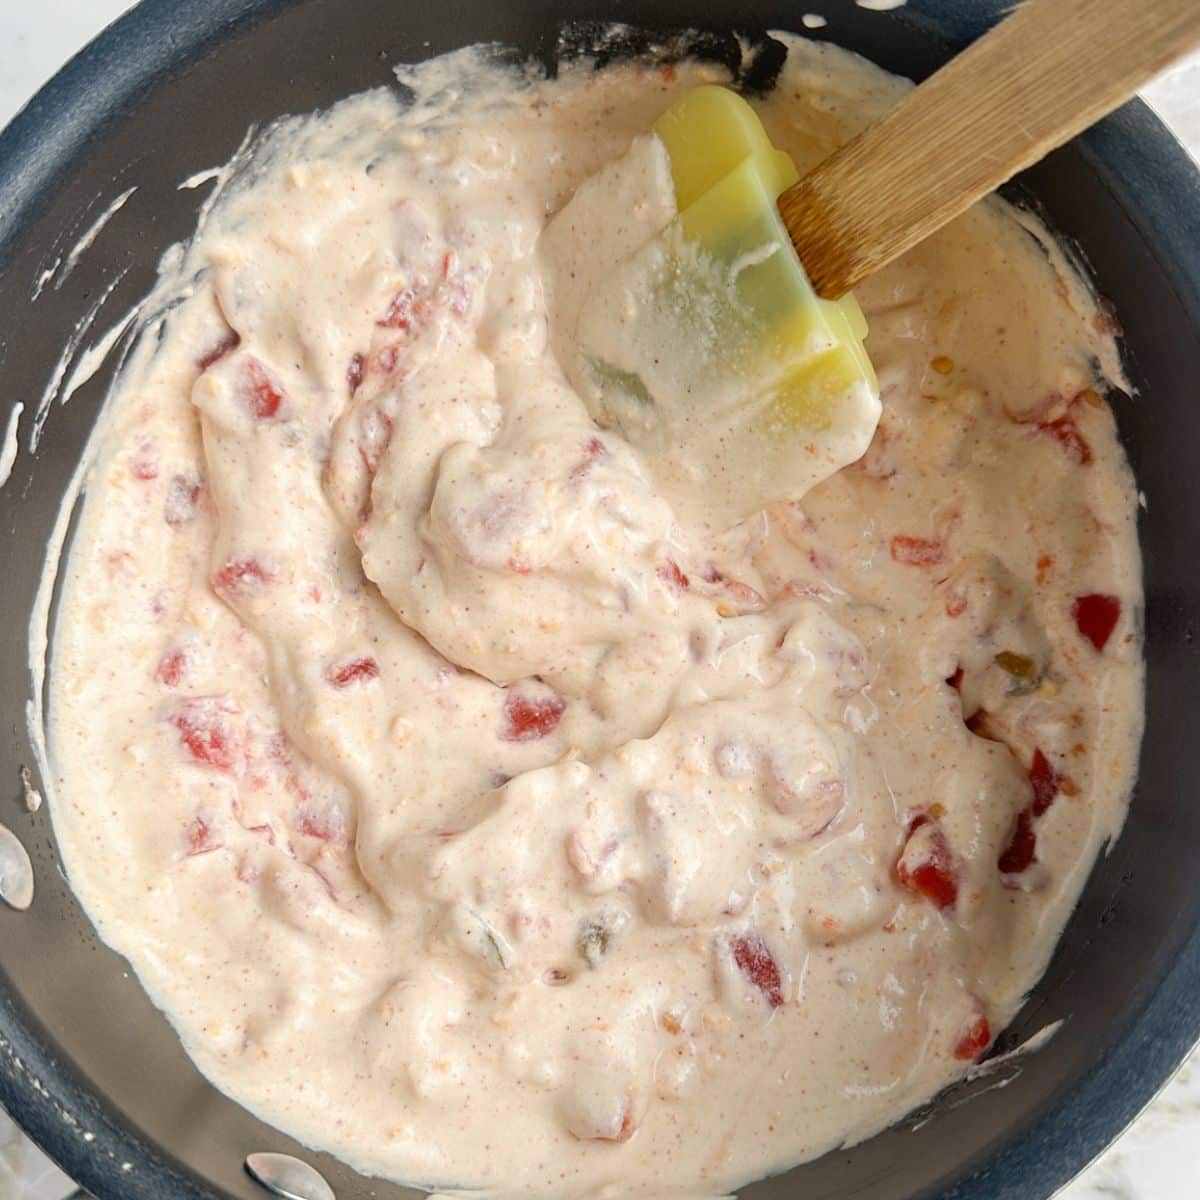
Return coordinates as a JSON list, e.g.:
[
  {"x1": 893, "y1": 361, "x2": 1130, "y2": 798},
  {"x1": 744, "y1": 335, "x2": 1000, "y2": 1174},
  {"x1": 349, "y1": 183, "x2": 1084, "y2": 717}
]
[
  {"x1": 542, "y1": 85, "x2": 880, "y2": 526},
  {"x1": 655, "y1": 86, "x2": 877, "y2": 431}
]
